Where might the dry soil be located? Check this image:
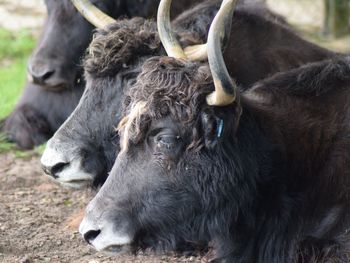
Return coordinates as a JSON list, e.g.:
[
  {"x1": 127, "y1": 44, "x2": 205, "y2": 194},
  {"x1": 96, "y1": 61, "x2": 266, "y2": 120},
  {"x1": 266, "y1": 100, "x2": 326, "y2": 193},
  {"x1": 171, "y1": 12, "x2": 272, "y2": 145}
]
[{"x1": 0, "y1": 152, "x2": 203, "y2": 263}]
